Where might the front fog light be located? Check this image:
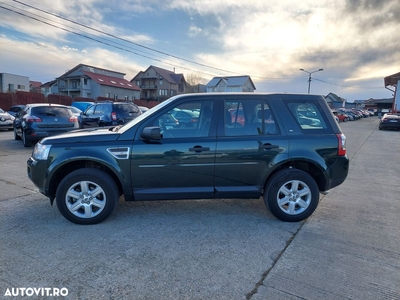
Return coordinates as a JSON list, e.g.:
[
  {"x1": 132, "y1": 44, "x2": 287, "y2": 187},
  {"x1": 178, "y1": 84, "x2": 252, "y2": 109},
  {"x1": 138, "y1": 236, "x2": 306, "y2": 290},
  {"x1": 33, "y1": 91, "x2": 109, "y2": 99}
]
[{"x1": 32, "y1": 143, "x2": 51, "y2": 160}]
